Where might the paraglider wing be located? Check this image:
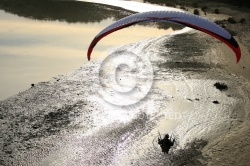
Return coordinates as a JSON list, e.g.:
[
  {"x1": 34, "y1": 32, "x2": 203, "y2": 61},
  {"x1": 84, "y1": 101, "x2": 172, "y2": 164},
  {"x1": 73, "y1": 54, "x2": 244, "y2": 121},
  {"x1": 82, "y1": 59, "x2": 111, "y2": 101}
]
[{"x1": 87, "y1": 11, "x2": 241, "y2": 62}]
